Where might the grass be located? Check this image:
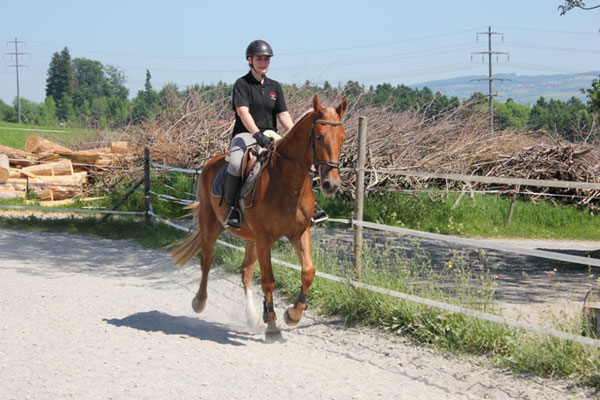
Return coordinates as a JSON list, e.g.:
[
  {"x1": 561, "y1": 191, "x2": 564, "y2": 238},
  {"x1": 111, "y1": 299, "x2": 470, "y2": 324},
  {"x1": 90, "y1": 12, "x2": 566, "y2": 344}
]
[
  {"x1": 316, "y1": 190, "x2": 600, "y2": 241},
  {"x1": 0, "y1": 121, "x2": 97, "y2": 149},
  {"x1": 0, "y1": 215, "x2": 184, "y2": 249}
]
